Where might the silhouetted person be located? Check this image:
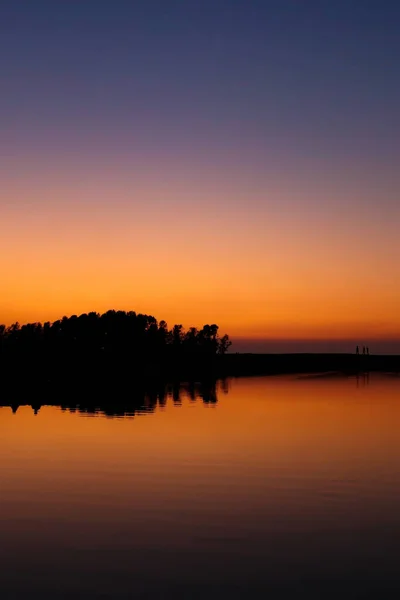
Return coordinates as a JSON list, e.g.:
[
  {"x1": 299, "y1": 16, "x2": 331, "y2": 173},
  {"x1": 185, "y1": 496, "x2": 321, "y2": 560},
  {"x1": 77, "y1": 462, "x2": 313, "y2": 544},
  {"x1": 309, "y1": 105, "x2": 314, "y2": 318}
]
[
  {"x1": 366, "y1": 347, "x2": 369, "y2": 355},
  {"x1": 362, "y1": 346, "x2": 365, "y2": 355},
  {"x1": 356, "y1": 345, "x2": 359, "y2": 355}
]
